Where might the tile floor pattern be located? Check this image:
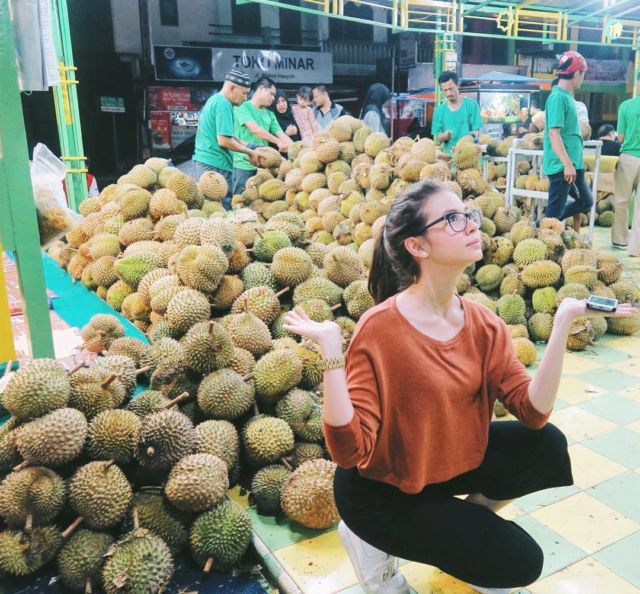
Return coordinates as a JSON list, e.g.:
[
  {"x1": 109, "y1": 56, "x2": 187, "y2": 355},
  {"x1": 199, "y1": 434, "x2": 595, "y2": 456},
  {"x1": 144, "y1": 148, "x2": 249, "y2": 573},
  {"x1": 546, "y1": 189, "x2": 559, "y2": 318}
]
[{"x1": 231, "y1": 228, "x2": 640, "y2": 594}]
